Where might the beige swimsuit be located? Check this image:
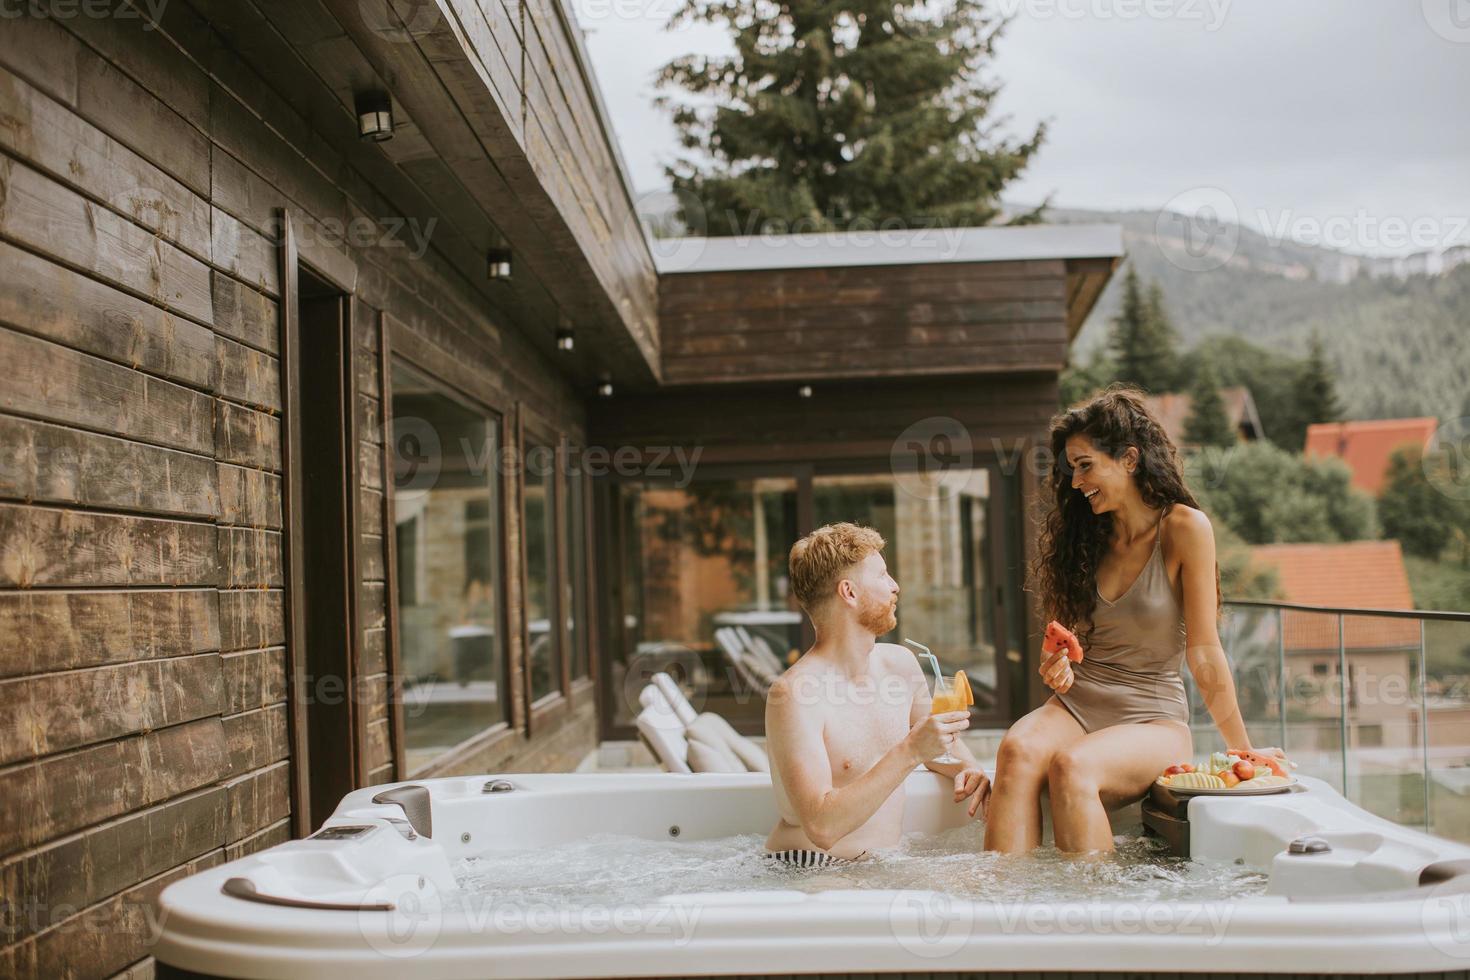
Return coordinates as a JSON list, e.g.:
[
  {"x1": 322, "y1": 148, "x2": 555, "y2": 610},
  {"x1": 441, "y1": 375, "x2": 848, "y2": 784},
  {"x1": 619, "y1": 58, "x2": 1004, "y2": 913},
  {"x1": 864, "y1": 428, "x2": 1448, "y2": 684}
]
[{"x1": 1055, "y1": 505, "x2": 1190, "y2": 733}]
